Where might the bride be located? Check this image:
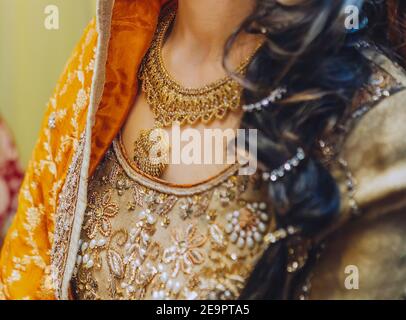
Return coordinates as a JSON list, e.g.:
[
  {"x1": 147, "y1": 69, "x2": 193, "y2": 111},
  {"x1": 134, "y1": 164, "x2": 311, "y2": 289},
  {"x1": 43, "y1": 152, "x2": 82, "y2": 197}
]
[{"x1": 1, "y1": 0, "x2": 406, "y2": 300}]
